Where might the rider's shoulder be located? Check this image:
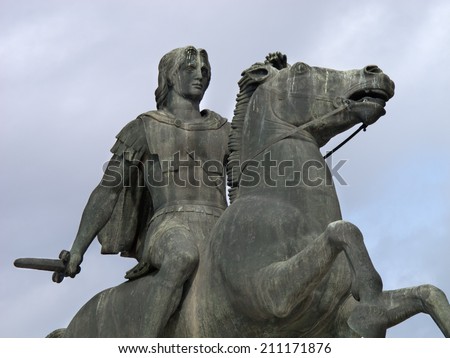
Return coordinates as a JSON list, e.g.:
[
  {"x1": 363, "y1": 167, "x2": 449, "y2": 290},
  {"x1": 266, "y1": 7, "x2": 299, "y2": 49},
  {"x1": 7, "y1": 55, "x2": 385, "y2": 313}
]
[
  {"x1": 202, "y1": 110, "x2": 229, "y2": 131},
  {"x1": 110, "y1": 115, "x2": 148, "y2": 160},
  {"x1": 139, "y1": 110, "x2": 170, "y2": 123}
]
